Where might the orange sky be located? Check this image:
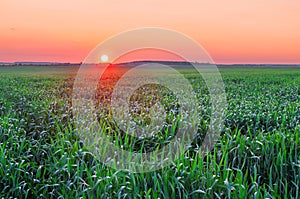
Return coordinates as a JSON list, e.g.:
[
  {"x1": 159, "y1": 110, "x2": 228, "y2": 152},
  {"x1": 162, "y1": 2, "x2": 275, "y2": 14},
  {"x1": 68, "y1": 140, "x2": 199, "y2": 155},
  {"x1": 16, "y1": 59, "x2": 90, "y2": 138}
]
[{"x1": 1, "y1": 0, "x2": 300, "y2": 64}]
